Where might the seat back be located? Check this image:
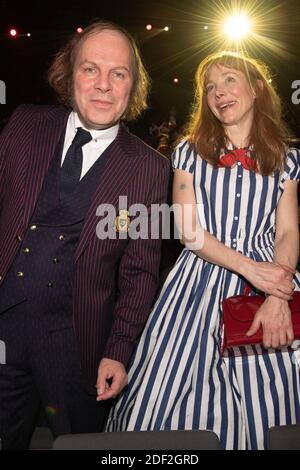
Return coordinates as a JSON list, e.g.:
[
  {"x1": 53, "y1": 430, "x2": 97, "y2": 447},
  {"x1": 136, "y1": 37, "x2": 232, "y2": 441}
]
[
  {"x1": 53, "y1": 429, "x2": 221, "y2": 450},
  {"x1": 267, "y1": 425, "x2": 300, "y2": 450}
]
